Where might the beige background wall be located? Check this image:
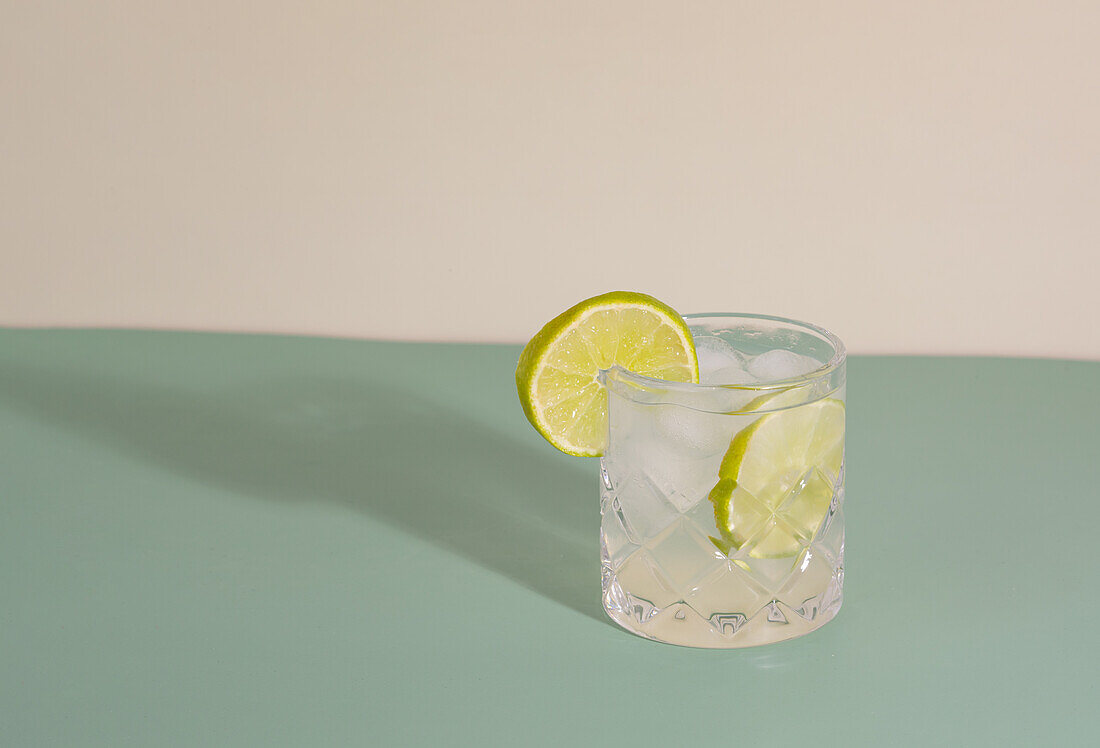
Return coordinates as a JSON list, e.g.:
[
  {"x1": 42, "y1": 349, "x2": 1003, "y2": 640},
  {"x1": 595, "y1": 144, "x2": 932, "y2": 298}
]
[{"x1": 2, "y1": 1, "x2": 1098, "y2": 358}]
